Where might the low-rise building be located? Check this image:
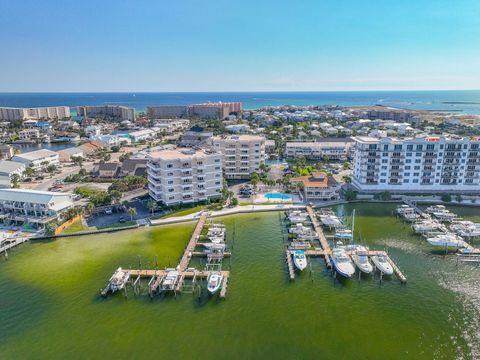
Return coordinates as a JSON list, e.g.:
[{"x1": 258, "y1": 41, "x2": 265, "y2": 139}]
[
  {"x1": 147, "y1": 148, "x2": 223, "y2": 205},
  {"x1": 93, "y1": 163, "x2": 119, "y2": 178},
  {"x1": 285, "y1": 139, "x2": 354, "y2": 161},
  {"x1": 11, "y1": 149, "x2": 59, "y2": 171},
  {"x1": 291, "y1": 172, "x2": 340, "y2": 202},
  {"x1": 0, "y1": 145, "x2": 15, "y2": 159},
  {"x1": 0, "y1": 160, "x2": 26, "y2": 179},
  {"x1": 211, "y1": 135, "x2": 266, "y2": 179},
  {"x1": 0, "y1": 188, "x2": 74, "y2": 228},
  {"x1": 58, "y1": 148, "x2": 84, "y2": 162}
]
